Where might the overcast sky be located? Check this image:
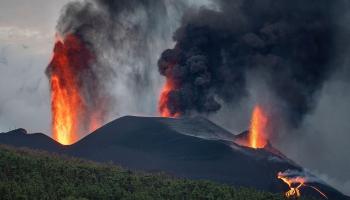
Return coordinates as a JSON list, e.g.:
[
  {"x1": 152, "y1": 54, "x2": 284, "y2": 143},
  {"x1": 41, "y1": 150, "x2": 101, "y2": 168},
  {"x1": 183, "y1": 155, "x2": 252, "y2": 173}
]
[
  {"x1": 0, "y1": 0, "x2": 349, "y2": 196},
  {"x1": 0, "y1": 0, "x2": 70, "y2": 133}
]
